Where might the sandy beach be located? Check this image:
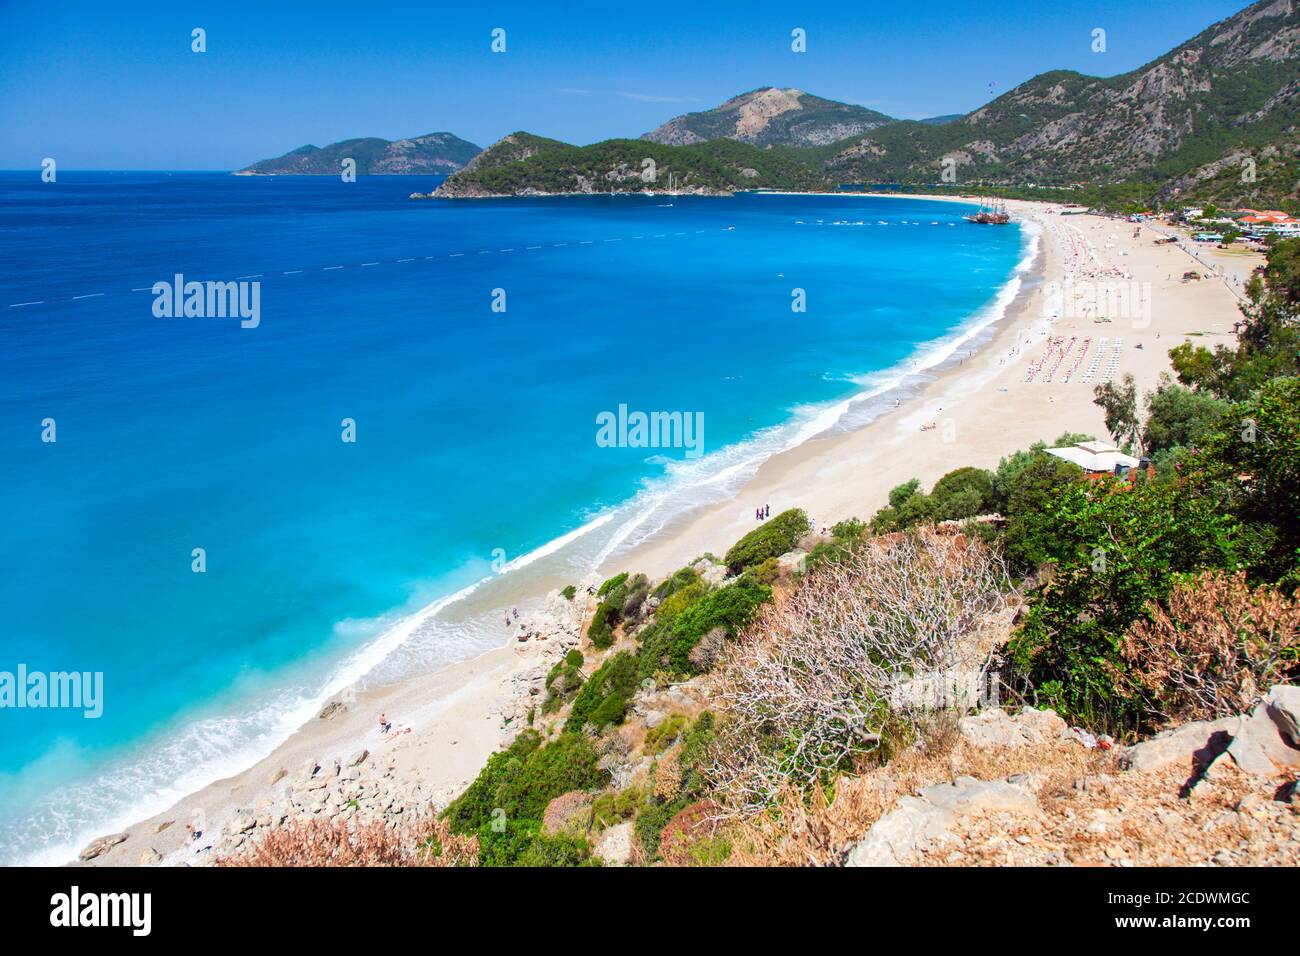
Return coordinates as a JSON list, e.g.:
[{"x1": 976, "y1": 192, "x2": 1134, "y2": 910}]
[{"x1": 84, "y1": 196, "x2": 1255, "y2": 867}]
